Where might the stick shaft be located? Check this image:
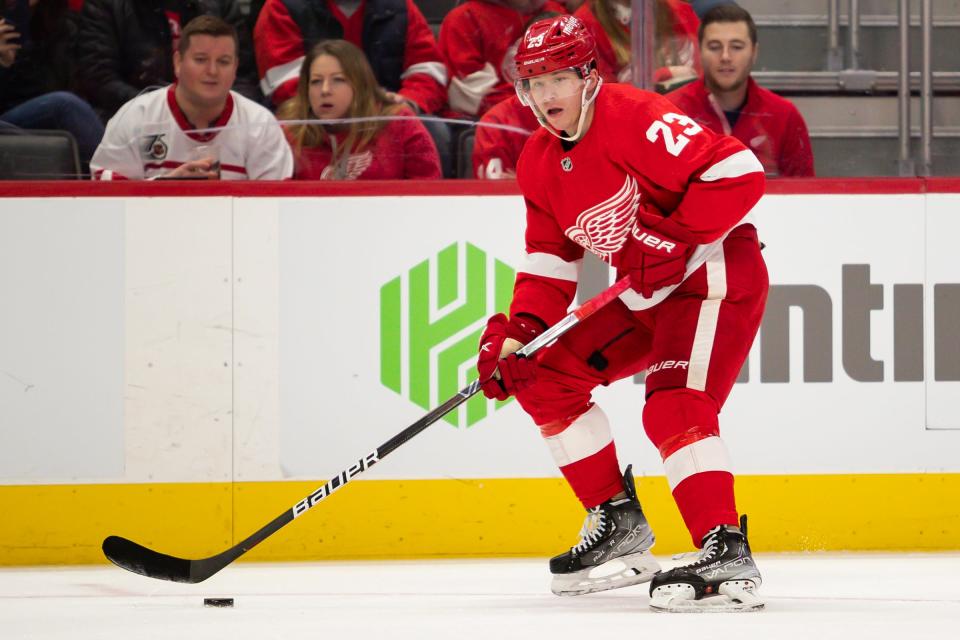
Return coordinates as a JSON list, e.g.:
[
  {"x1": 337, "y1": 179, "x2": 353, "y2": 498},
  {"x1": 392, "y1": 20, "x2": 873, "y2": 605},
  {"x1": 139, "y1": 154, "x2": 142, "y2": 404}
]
[{"x1": 103, "y1": 277, "x2": 630, "y2": 582}]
